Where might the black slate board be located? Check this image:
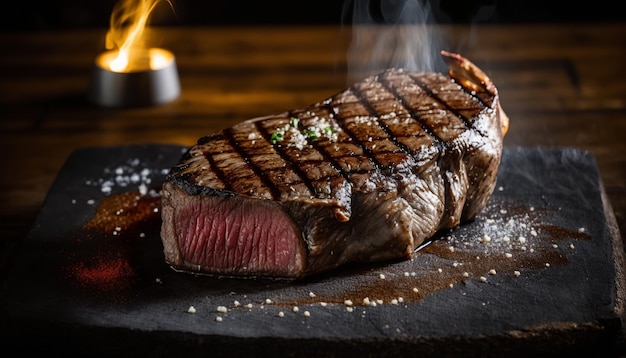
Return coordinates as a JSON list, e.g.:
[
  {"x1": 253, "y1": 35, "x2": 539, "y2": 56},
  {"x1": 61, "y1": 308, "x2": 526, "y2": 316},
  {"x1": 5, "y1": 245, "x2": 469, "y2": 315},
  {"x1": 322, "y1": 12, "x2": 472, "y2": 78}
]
[{"x1": 1, "y1": 144, "x2": 624, "y2": 357}]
